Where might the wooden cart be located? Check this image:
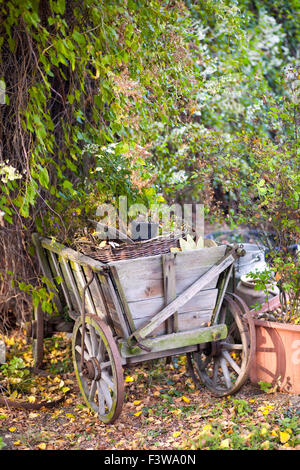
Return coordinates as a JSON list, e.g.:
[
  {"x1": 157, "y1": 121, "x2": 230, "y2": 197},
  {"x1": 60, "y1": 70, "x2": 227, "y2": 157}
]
[{"x1": 31, "y1": 233, "x2": 255, "y2": 424}]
